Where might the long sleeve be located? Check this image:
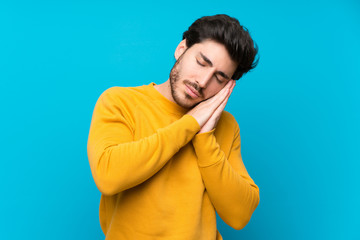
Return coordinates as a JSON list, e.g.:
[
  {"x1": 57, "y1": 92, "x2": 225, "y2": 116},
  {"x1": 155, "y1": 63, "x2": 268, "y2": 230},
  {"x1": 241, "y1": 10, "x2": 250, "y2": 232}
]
[
  {"x1": 191, "y1": 118, "x2": 260, "y2": 230},
  {"x1": 87, "y1": 88, "x2": 200, "y2": 196}
]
